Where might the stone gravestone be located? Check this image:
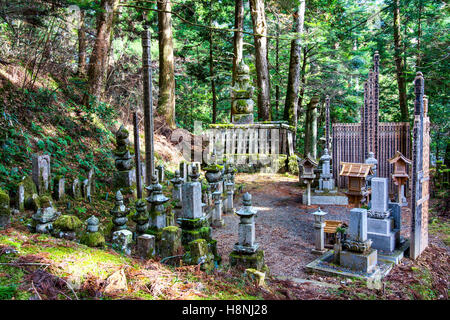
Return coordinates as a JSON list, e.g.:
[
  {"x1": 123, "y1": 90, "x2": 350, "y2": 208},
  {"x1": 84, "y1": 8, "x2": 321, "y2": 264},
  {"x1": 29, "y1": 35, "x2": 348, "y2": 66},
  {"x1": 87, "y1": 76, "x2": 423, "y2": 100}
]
[
  {"x1": 71, "y1": 178, "x2": 82, "y2": 199},
  {"x1": 316, "y1": 148, "x2": 335, "y2": 193},
  {"x1": 156, "y1": 165, "x2": 165, "y2": 183},
  {"x1": 0, "y1": 188, "x2": 11, "y2": 228},
  {"x1": 147, "y1": 175, "x2": 169, "y2": 230},
  {"x1": 31, "y1": 196, "x2": 60, "y2": 234},
  {"x1": 132, "y1": 199, "x2": 149, "y2": 237},
  {"x1": 87, "y1": 168, "x2": 95, "y2": 195},
  {"x1": 112, "y1": 229, "x2": 133, "y2": 255},
  {"x1": 113, "y1": 125, "x2": 135, "y2": 190},
  {"x1": 80, "y1": 215, "x2": 105, "y2": 247},
  {"x1": 137, "y1": 234, "x2": 155, "y2": 259},
  {"x1": 364, "y1": 152, "x2": 378, "y2": 188},
  {"x1": 53, "y1": 176, "x2": 65, "y2": 201},
  {"x1": 367, "y1": 178, "x2": 399, "y2": 253},
  {"x1": 110, "y1": 191, "x2": 130, "y2": 232},
  {"x1": 231, "y1": 60, "x2": 254, "y2": 124},
  {"x1": 32, "y1": 154, "x2": 51, "y2": 195},
  {"x1": 229, "y1": 193, "x2": 265, "y2": 271},
  {"x1": 311, "y1": 207, "x2": 327, "y2": 254},
  {"x1": 179, "y1": 162, "x2": 188, "y2": 182},
  {"x1": 212, "y1": 190, "x2": 224, "y2": 227},
  {"x1": 182, "y1": 165, "x2": 203, "y2": 219},
  {"x1": 170, "y1": 170, "x2": 183, "y2": 219},
  {"x1": 340, "y1": 208, "x2": 377, "y2": 273}
]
